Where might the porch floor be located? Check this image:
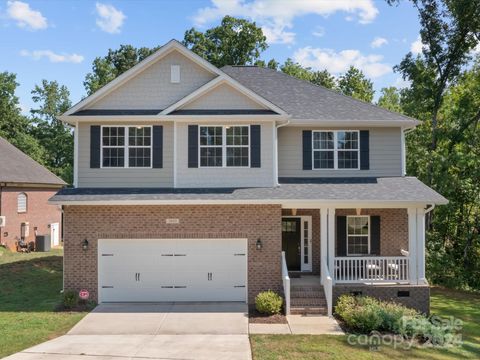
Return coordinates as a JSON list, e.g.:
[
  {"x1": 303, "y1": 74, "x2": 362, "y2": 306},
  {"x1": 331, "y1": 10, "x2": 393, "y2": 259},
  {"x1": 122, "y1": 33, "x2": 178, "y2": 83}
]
[{"x1": 290, "y1": 275, "x2": 320, "y2": 286}]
